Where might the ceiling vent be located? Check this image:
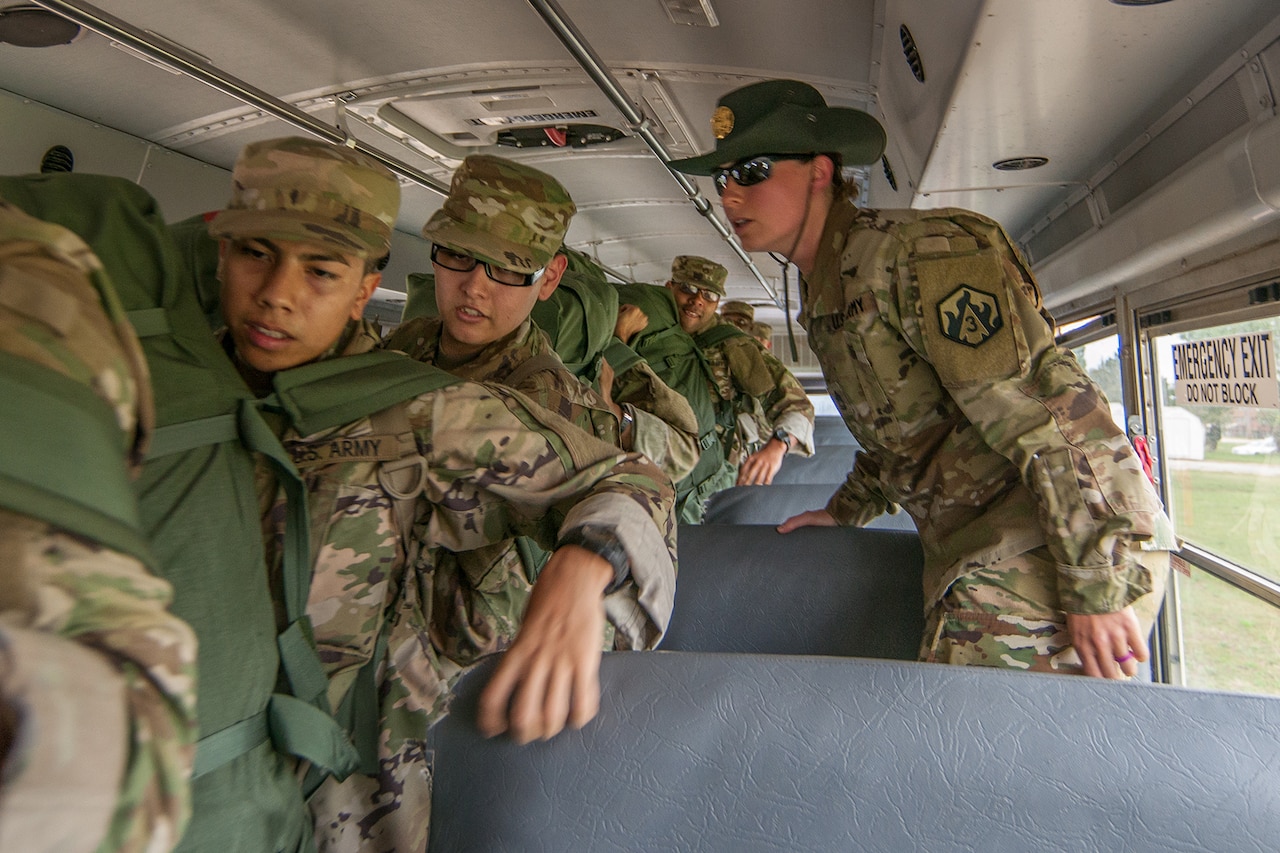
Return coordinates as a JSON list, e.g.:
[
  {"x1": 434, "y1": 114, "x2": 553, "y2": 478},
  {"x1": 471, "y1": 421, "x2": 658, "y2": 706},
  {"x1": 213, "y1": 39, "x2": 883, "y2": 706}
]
[
  {"x1": 899, "y1": 25, "x2": 925, "y2": 83},
  {"x1": 384, "y1": 85, "x2": 634, "y2": 149}
]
